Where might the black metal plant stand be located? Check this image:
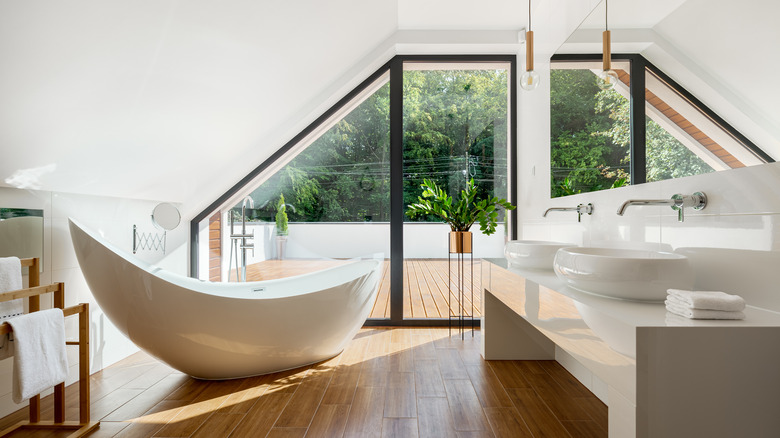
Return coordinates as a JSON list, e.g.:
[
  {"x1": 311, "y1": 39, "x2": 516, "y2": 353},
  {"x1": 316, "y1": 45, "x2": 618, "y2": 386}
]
[{"x1": 448, "y1": 231, "x2": 474, "y2": 339}]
